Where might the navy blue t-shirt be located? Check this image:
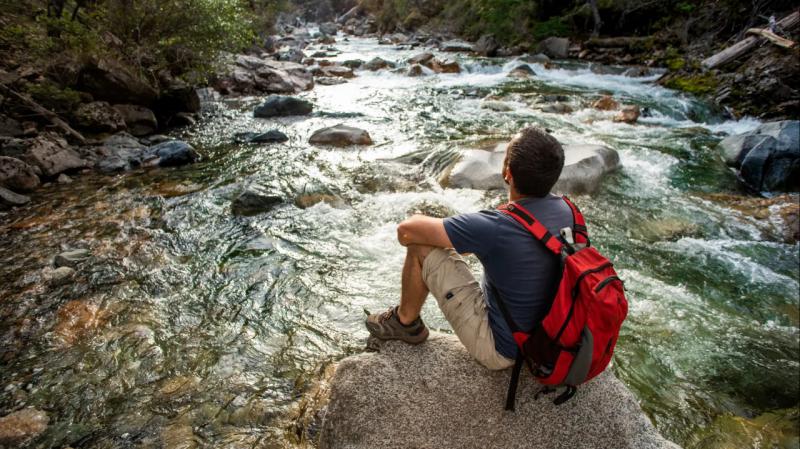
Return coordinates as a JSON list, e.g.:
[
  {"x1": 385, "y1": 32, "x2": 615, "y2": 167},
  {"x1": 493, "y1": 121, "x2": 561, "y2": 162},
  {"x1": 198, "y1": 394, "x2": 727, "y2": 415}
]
[{"x1": 443, "y1": 194, "x2": 574, "y2": 359}]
